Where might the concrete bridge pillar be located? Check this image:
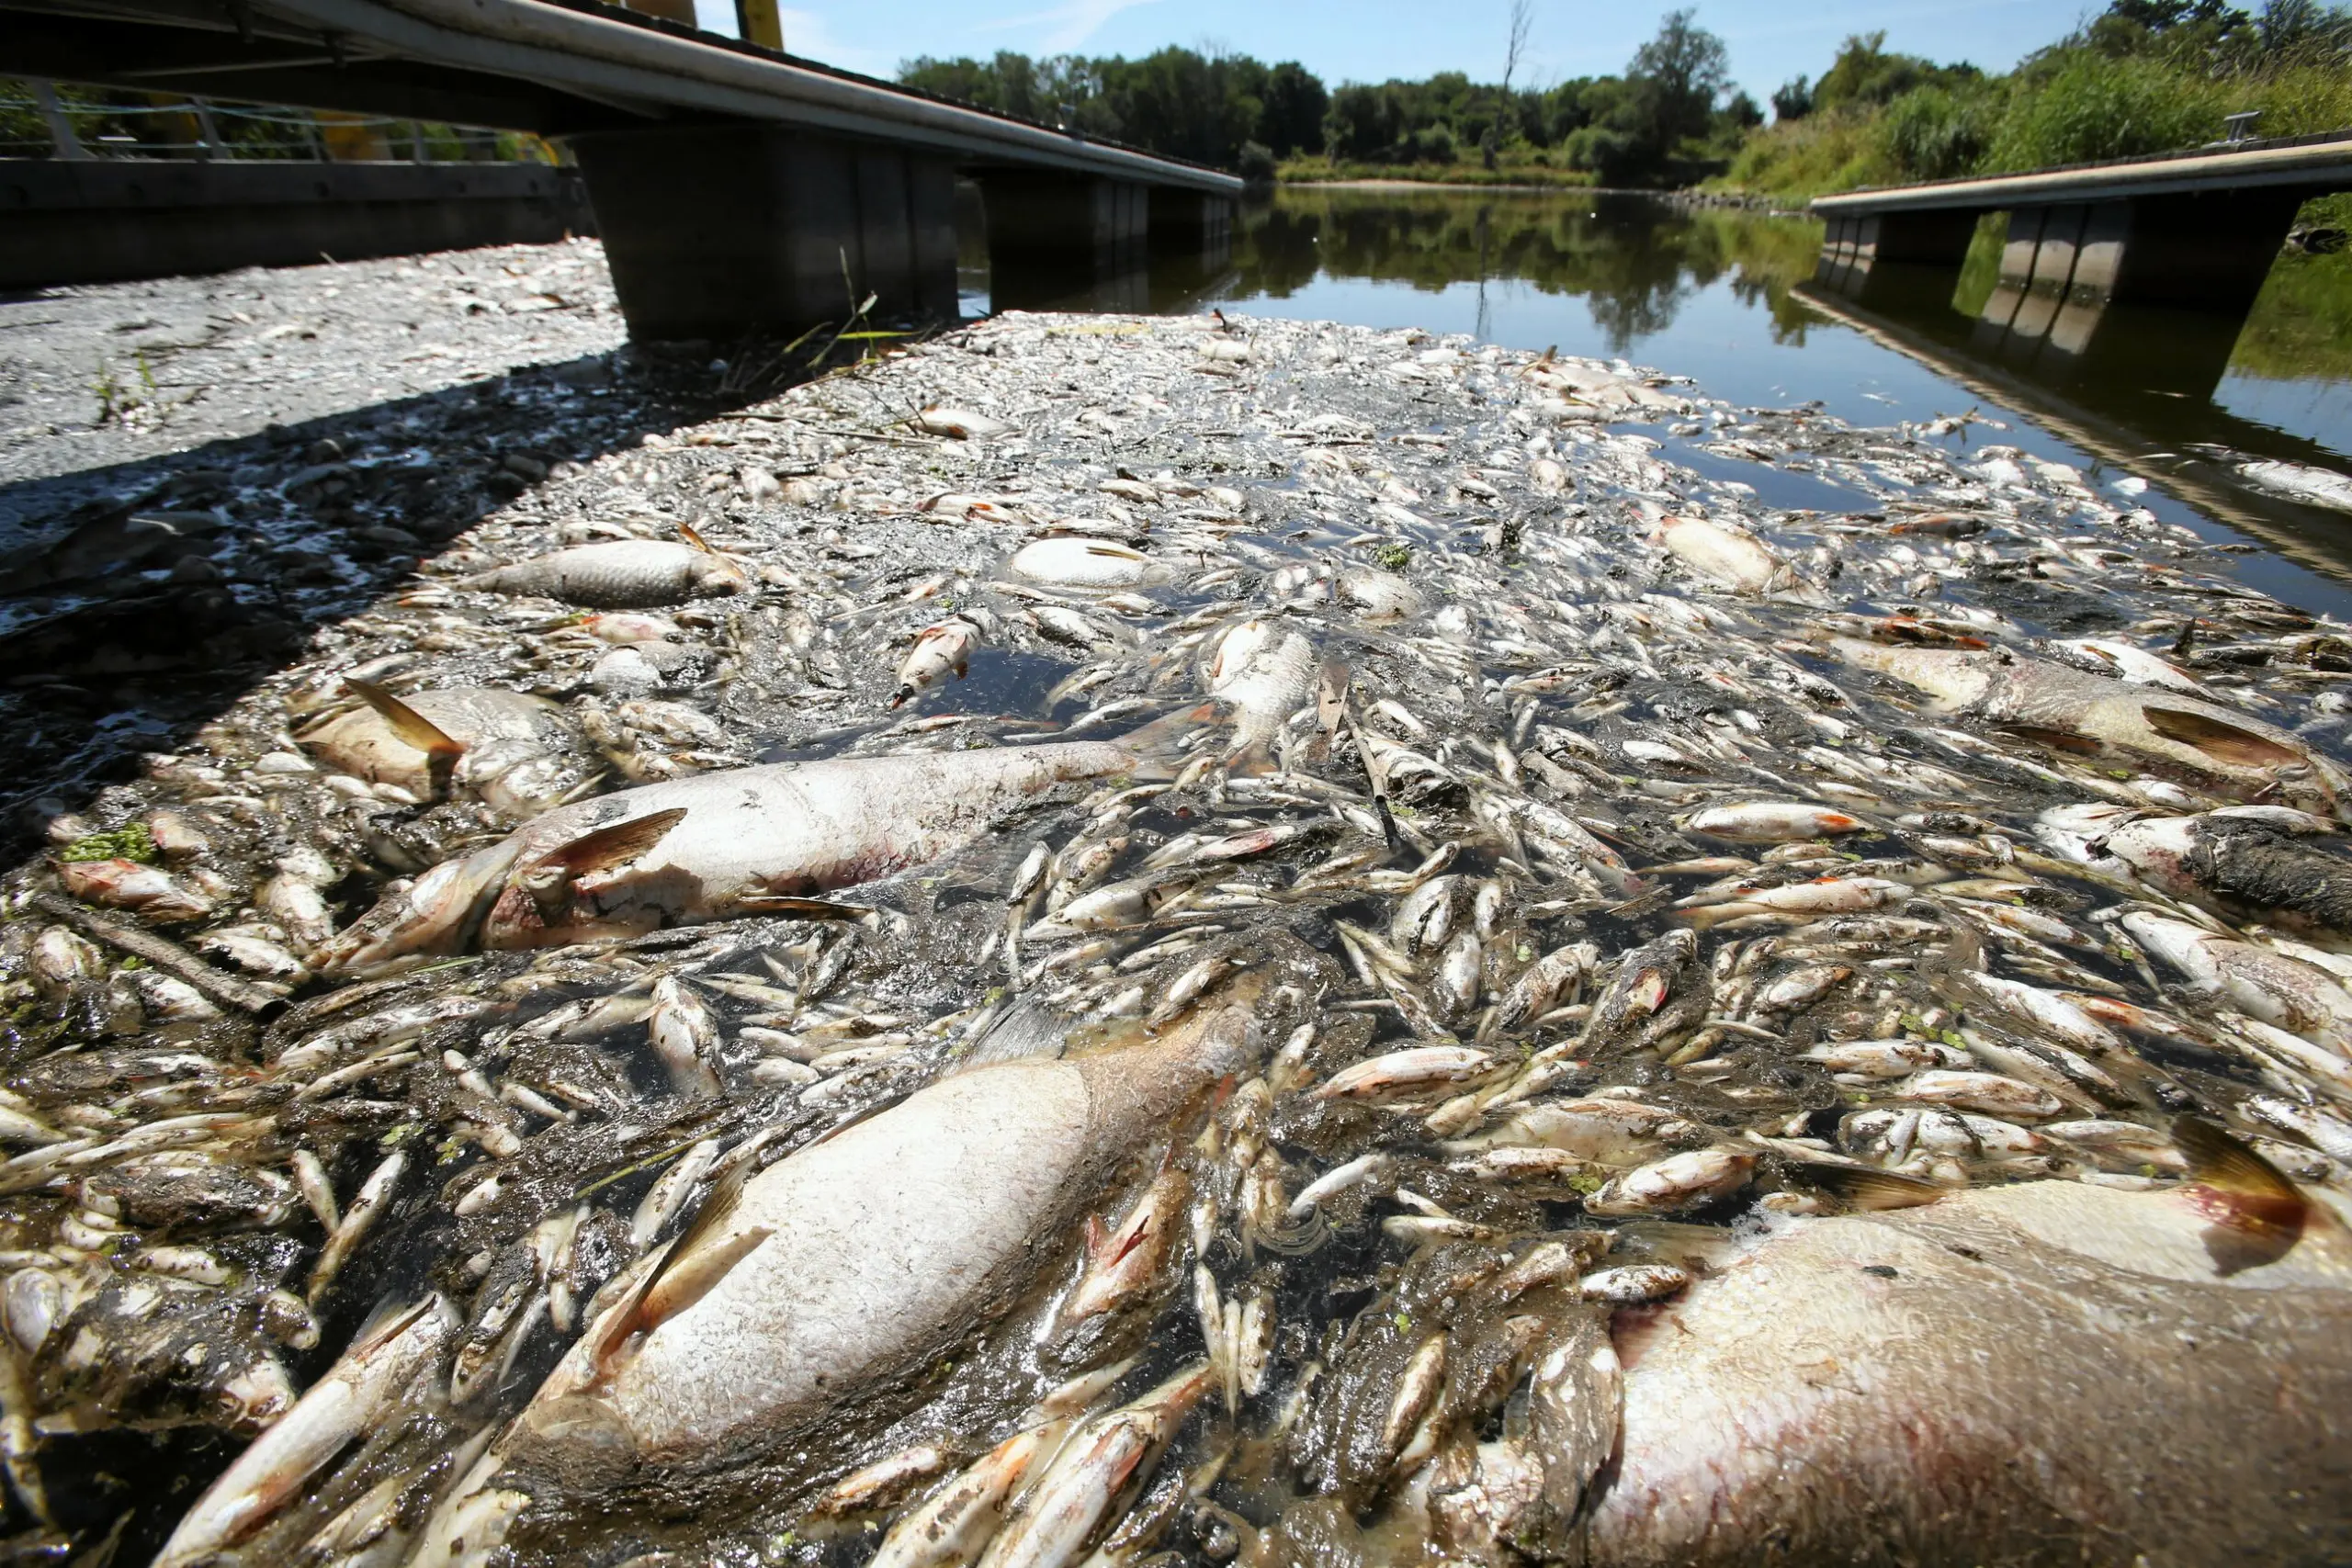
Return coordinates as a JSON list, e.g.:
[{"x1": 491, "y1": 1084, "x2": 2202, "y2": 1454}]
[
  {"x1": 1968, "y1": 188, "x2": 2305, "y2": 395},
  {"x1": 975, "y1": 171, "x2": 1149, "y2": 310},
  {"x1": 1814, "y1": 208, "x2": 1975, "y2": 311},
  {"x1": 1150, "y1": 189, "x2": 1235, "y2": 261},
  {"x1": 568, "y1": 125, "x2": 957, "y2": 341}
]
